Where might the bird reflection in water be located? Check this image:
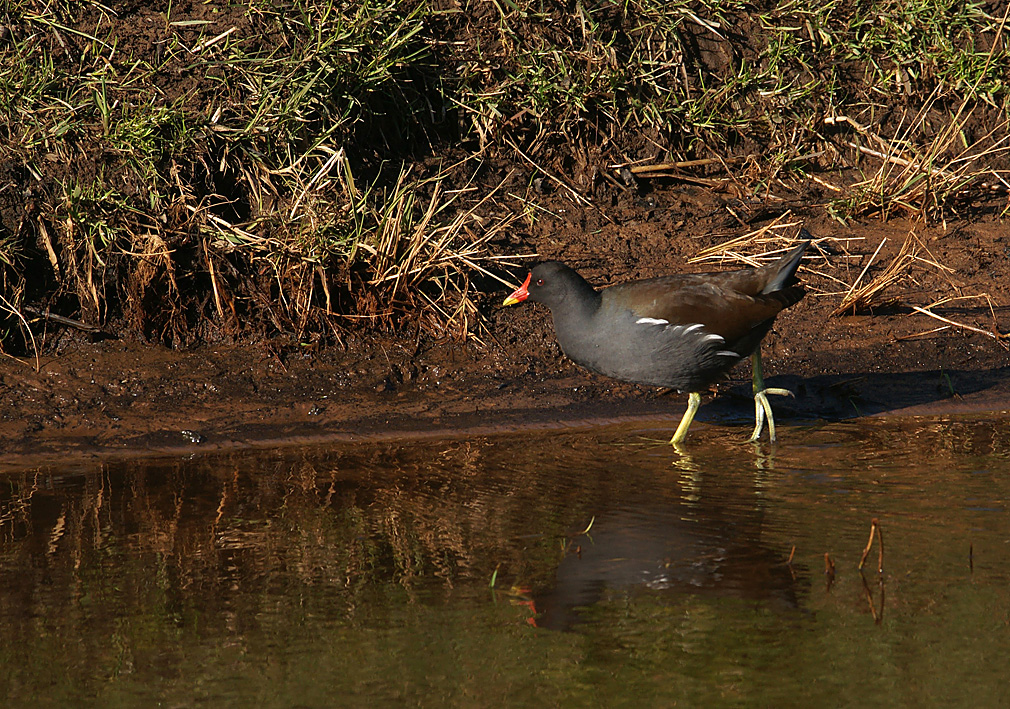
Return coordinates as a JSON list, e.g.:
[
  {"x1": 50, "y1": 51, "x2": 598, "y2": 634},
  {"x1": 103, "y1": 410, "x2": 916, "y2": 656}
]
[{"x1": 525, "y1": 452, "x2": 806, "y2": 631}]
